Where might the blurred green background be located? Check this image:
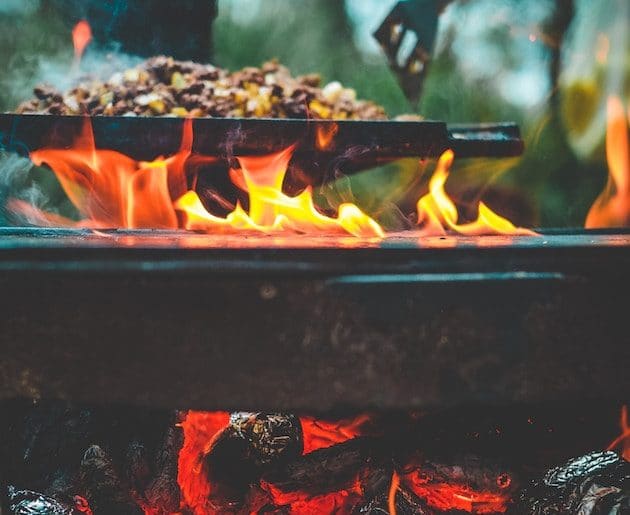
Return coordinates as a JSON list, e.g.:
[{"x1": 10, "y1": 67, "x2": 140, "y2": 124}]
[{"x1": 0, "y1": 0, "x2": 628, "y2": 229}]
